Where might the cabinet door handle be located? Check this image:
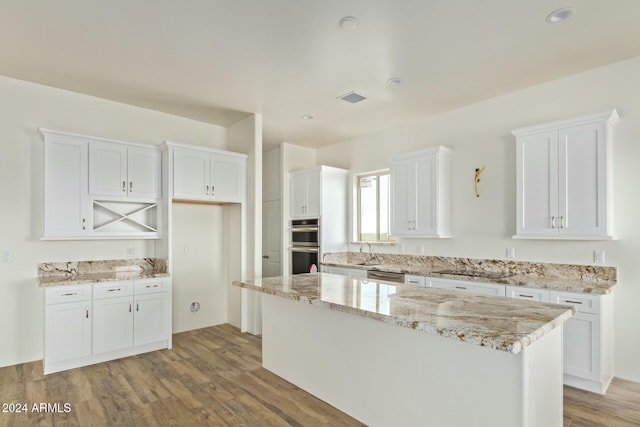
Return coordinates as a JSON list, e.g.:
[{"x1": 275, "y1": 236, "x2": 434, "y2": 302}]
[
  {"x1": 129, "y1": 302, "x2": 132, "y2": 313},
  {"x1": 211, "y1": 185, "x2": 215, "y2": 195},
  {"x1": 205, "y1": 185, "x2": 209, "y2": 195},
  {"x1": 85, "y1": 307, "x2": 89, "y2": 319},
  {"x1": 518, "y1": 294, "x2": 534, "y2": 298},
  {"x1": 559, "y1": 216, "x2": 564, "y2": 229},
  {"x1": 82, "y1": 218, "x2": 86, "y2": 230},
  {"x1": 136, "y1": 301, "x2": 139, "y2": 312},
  {"x1": 551, "y1": 216, "x2": 556, "y2": 228},
  {"x1": 129, "y1": 181, "x2": 133, "y2": 192},
  {"x1": 122, "y1": 181, "x2": 126, "y2": 192}
]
